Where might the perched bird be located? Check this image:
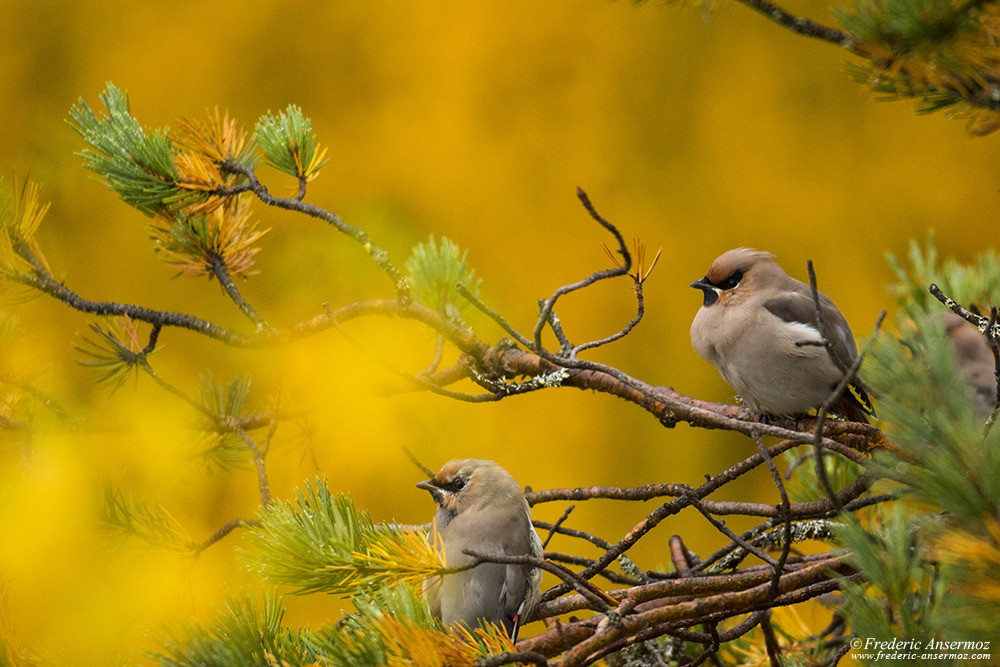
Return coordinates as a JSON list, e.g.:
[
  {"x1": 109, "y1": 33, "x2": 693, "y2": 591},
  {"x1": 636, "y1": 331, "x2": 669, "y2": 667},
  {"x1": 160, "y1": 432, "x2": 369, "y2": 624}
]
[
  {"x1": 416, "y1": 459, "x2": 542, "y2": 640},
  {"x1": 690, "y1": 248, "x2": 874, "y2": 422},
  {"x1": 940, "y1": 312, "x2": 996, "y2": 419}
]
